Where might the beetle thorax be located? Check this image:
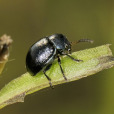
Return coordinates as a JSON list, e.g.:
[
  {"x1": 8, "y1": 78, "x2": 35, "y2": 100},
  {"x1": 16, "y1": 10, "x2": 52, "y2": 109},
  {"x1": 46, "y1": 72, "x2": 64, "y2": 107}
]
[{"x1": 49, "y1": 34, "x2": 71, "y2": 54}]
